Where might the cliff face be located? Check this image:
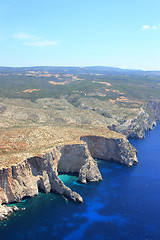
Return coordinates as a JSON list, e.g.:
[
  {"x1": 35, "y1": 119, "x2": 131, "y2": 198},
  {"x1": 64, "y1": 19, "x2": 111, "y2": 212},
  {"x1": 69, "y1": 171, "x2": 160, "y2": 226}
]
[
  {"x1": 56, "y1": 144, "x2": 102, "y2": 184},
  {"x1": 0, "y1": 156, "x2": 82, "y2": 205},
  {"x1": 146, "y1": 100, "x2": 160, "y2": 121},
  {"x1": 80, "y1": 136, "x2": 138, "y2": 166},
  {"x1": 0, "y1": 143, "x2": 102, "y2": 204},
  {"x1": 0, "y1": 142, "x2": 102, "y2": 220},
  {"x1": 109, "y1": 100, "x2": 160, "y2": 139},
  {"x1": 0, "y1": 135, "x2": 138, "y2": 220}
]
